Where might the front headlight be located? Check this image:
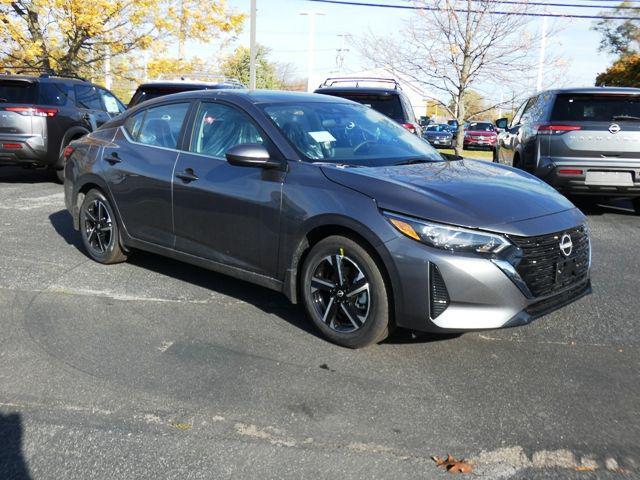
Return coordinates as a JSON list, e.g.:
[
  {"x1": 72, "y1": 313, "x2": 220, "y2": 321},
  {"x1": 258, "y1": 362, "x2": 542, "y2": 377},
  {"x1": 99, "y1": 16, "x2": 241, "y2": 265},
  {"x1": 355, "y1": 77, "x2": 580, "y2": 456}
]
[{"x1": 384, "y1": 211, "x2": 511, "y2": 254}]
